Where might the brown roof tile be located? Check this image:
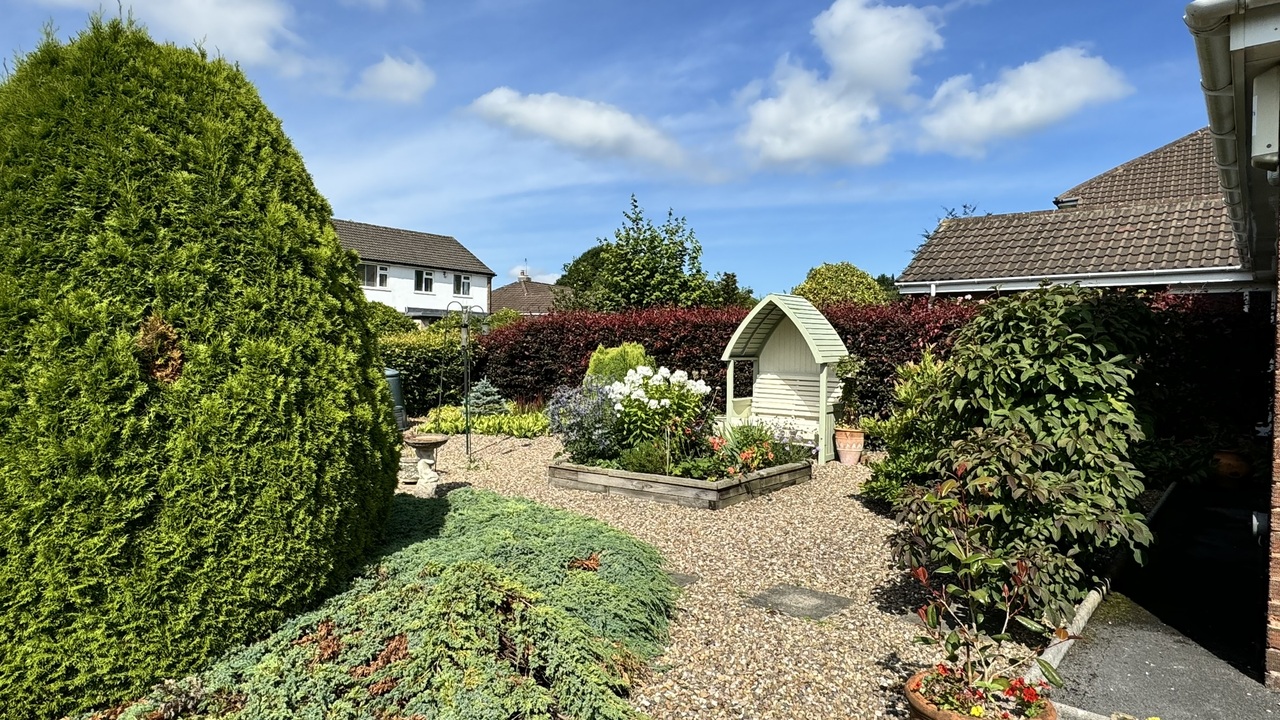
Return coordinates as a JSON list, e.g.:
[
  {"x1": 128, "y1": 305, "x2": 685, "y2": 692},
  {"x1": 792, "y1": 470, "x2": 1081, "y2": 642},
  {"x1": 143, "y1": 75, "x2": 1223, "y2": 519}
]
[
  {"x1": 491, "y1": 278, "x2": 569, "y2": 315},
  {"x1": 332, "y1": 218, "x2": 494, "y2": 276},
  {"x1": 1054, "y1": 128, "x2": 1220, "y2": 207},
  {"x1": 899, "y1": 198, "x2": 1239, "y2": 283}
]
